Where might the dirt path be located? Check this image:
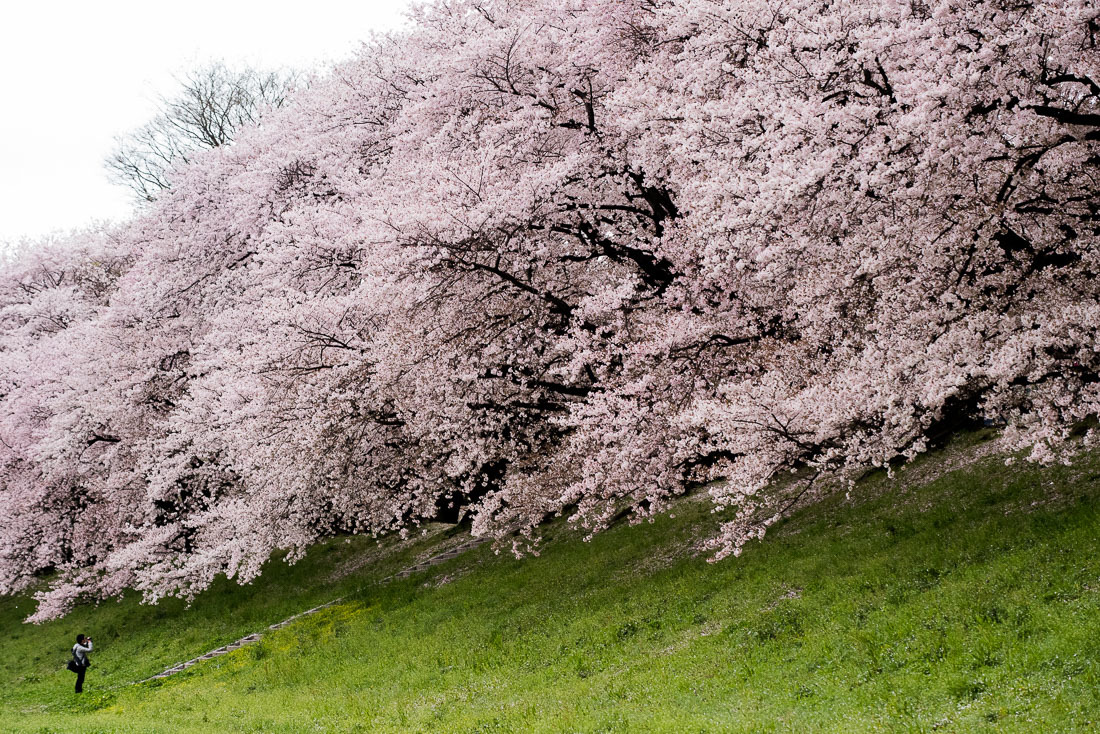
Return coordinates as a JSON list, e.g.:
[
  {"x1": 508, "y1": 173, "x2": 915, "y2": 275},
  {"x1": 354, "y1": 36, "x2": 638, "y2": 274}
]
[{"x1": 137, "y1": 536, "x2": 488, "y2": 684}]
